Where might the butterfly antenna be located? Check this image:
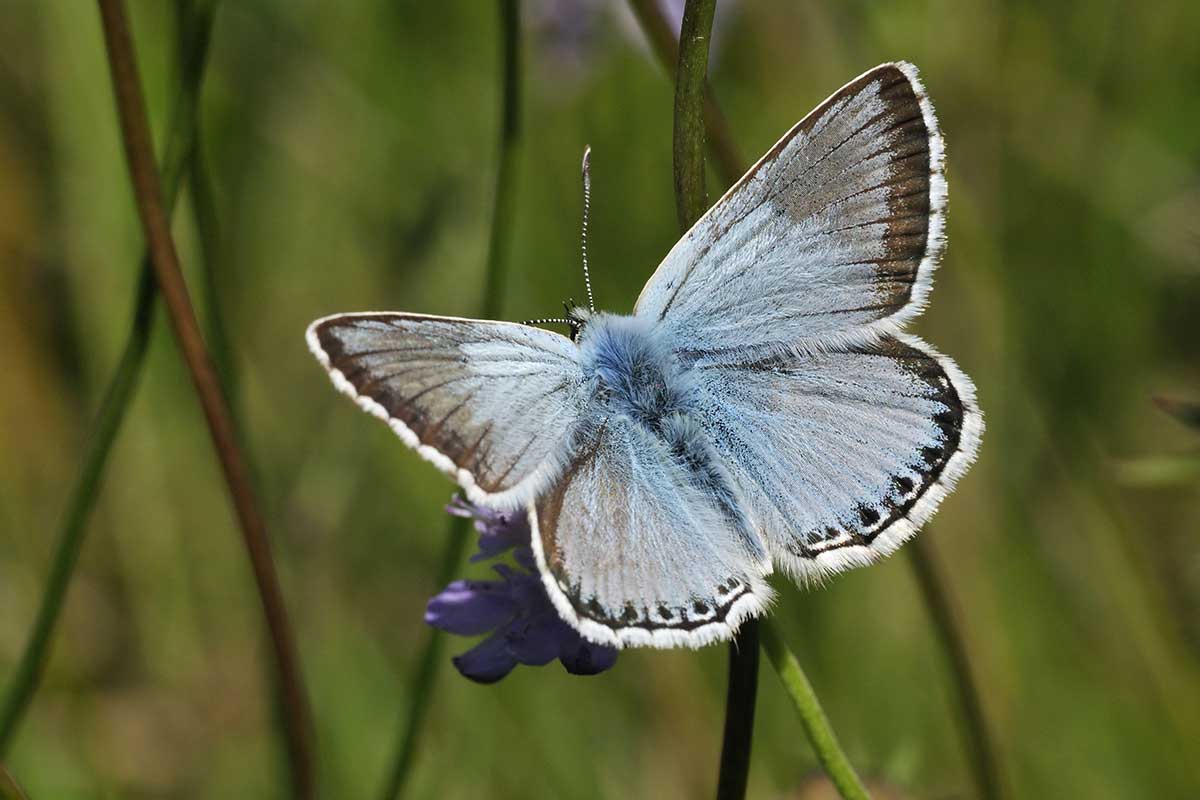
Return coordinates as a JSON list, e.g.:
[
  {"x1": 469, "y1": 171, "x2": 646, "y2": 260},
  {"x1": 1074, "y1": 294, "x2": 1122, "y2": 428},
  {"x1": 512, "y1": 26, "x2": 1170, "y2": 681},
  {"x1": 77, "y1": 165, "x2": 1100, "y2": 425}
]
[
  {"x1": 521, "y1": 316, "x2": 576, "y2": 328},
  {"x1": 580, "y1": 145, "x2": 595, "y2": 312}
]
